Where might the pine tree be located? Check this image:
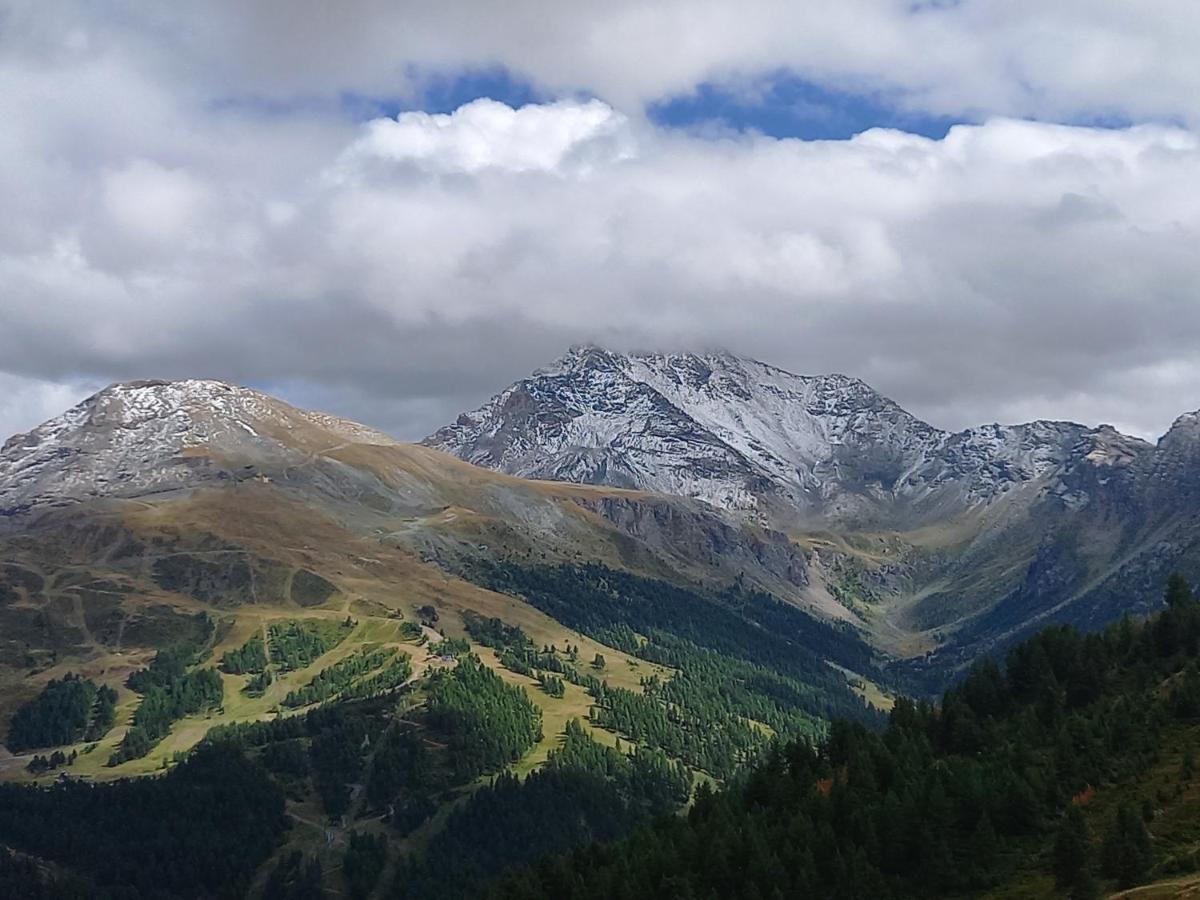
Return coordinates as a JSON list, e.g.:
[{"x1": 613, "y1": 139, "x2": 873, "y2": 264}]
[
  {"x1": 1101, "y1": 804, "x2": 1153, "y2": 888},
  {"x1": 1070, "y1": 867, "x2": 1101, "y2": 900},
  {"x1": 1053, "y1": 806, "x2": 1090, "y2": 889},
  {"x1": 968, "y1": 812, "x2": 999, "y2": 886},
  {"x1": 1166, "y1": 573, "x2": 1195, "y2": 610}
]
